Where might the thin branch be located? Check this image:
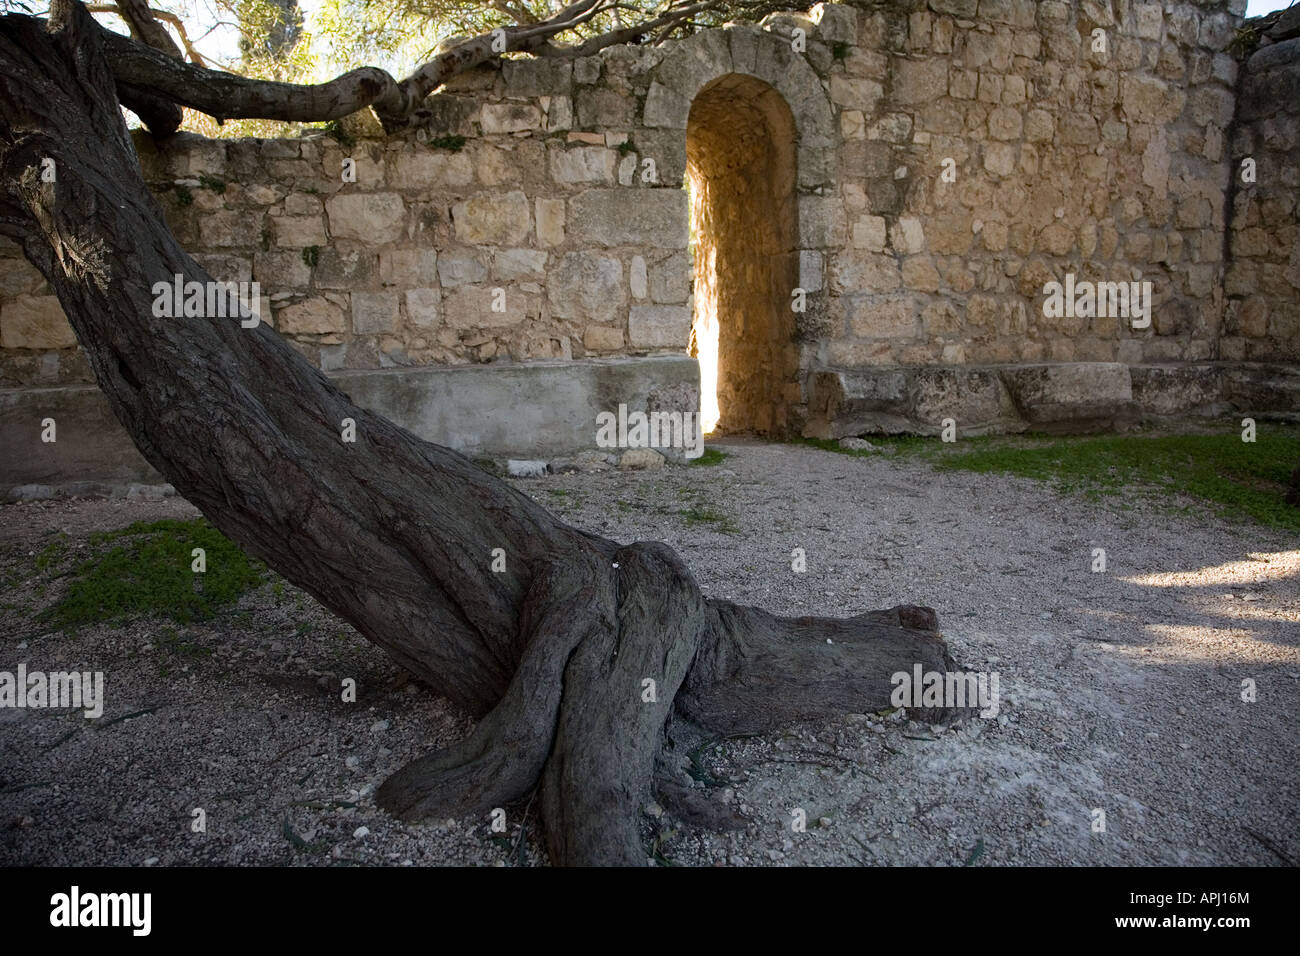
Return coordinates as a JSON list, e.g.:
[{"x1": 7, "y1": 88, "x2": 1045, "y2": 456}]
[{"x1": 86, "y1": 3, "x2": 207, "y2": 66}]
